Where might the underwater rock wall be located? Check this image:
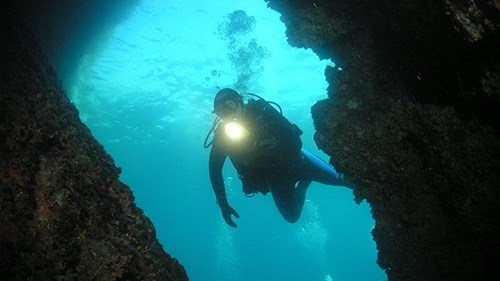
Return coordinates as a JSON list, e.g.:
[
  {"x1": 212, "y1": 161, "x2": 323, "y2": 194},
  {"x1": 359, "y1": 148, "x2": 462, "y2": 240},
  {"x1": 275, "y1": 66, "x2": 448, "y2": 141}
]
[
  {"x1": 266, "y1": 0, "x2": 500, "y2": 281},
  {"x1": 2, "y1": 0, "x2": 139, "y2": 86},
  {"x1": 0, "y1": 6, "x2": 188, "y2": 281}
]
